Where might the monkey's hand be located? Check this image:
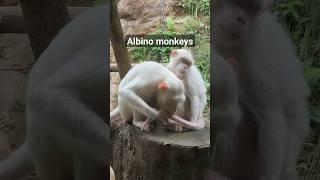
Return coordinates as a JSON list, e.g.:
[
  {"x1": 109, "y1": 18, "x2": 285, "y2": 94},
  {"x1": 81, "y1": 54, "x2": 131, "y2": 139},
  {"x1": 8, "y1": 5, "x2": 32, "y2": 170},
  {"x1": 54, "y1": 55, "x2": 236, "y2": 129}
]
[
  {"x1": 141, "y1": 119, "x2": 153, "y2": 132},
  {"x1": 166, "y1": 119, "x2": 184, "y2": 132},
  {"x1": 149, "y1": 108, "x2": 172, "y2": 123},
  {"x1": 158, "y1": 111, "x2": 185, "y2": 132}
]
